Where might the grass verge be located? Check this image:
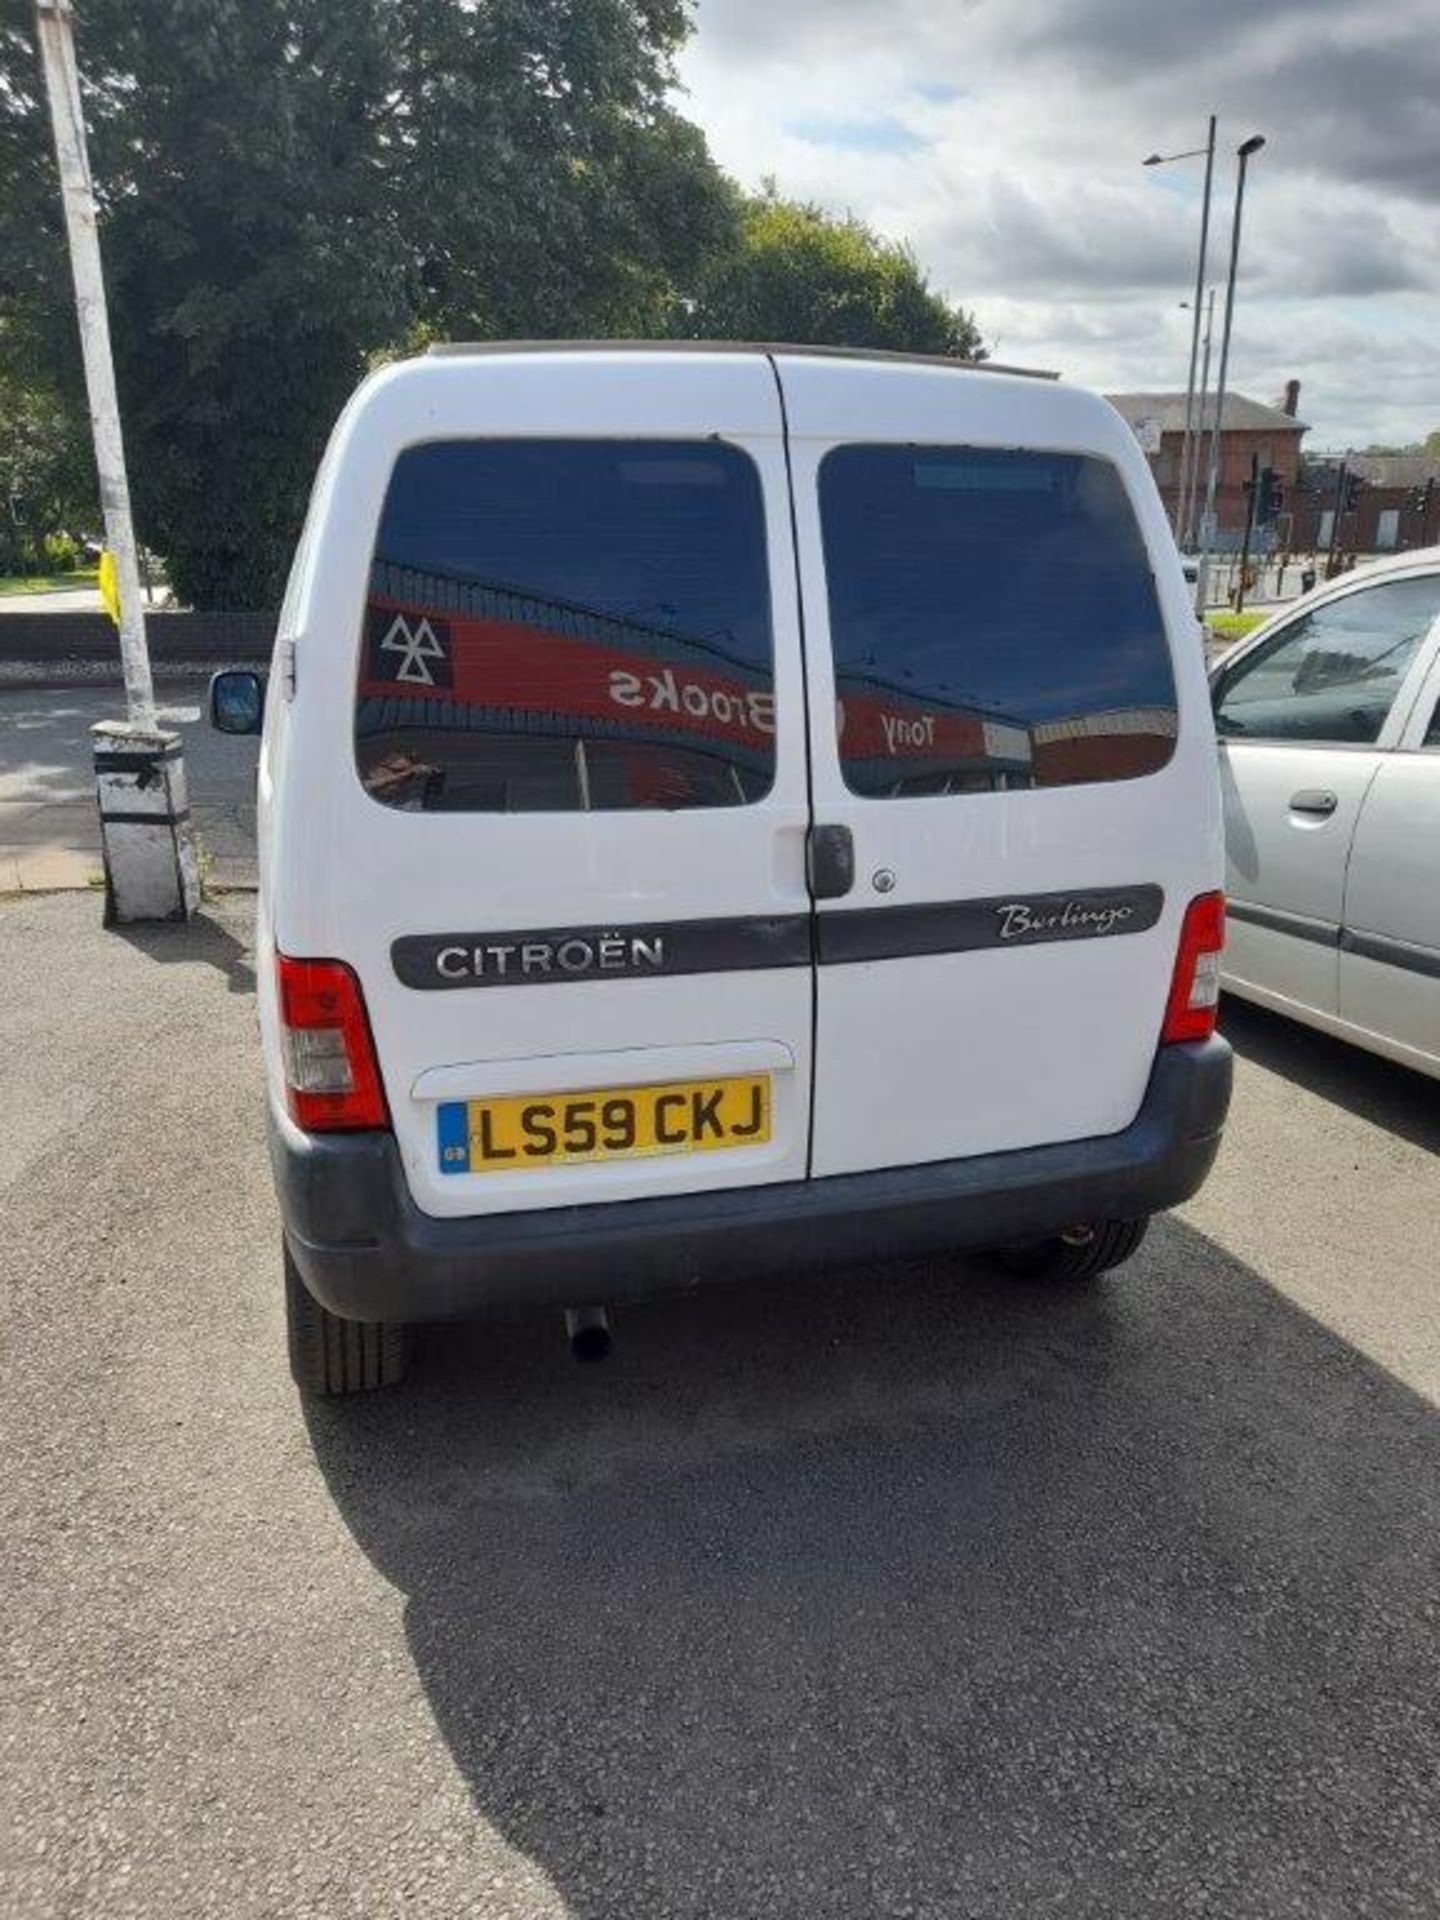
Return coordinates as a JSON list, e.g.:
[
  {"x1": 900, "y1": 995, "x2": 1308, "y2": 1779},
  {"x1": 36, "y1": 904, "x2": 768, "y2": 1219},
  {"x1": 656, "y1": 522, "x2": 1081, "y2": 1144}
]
[
  {"x1": 0, "y1": 568, "x2": 99, "y2": 597},
  {"x1": 1204, "y1": 611, "x2": 1269, "y2": 642}
]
